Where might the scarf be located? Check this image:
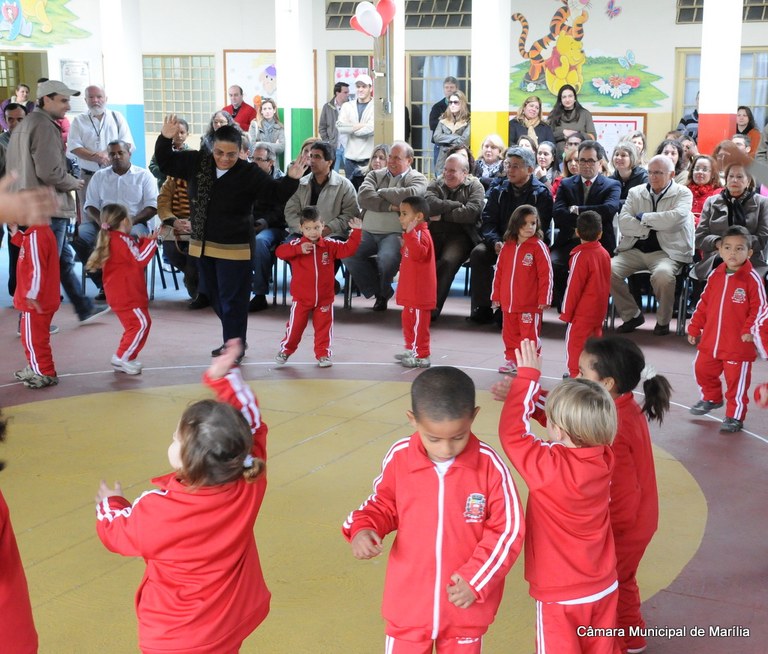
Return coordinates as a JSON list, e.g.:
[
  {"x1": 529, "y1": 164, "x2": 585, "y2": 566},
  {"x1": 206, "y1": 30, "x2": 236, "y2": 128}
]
[
  {"x1": 722, "y1": 188, "x2": 754, "y2": 227},
  {"x1": 689, "y1": 182, "x2": 719, "y2": 216},
  {"x1": 520, "y1": 115, "x2": 541, "y2": 145},
  {"x1": 190, "y1": 152, "x2": 215, "y2": 243}
]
